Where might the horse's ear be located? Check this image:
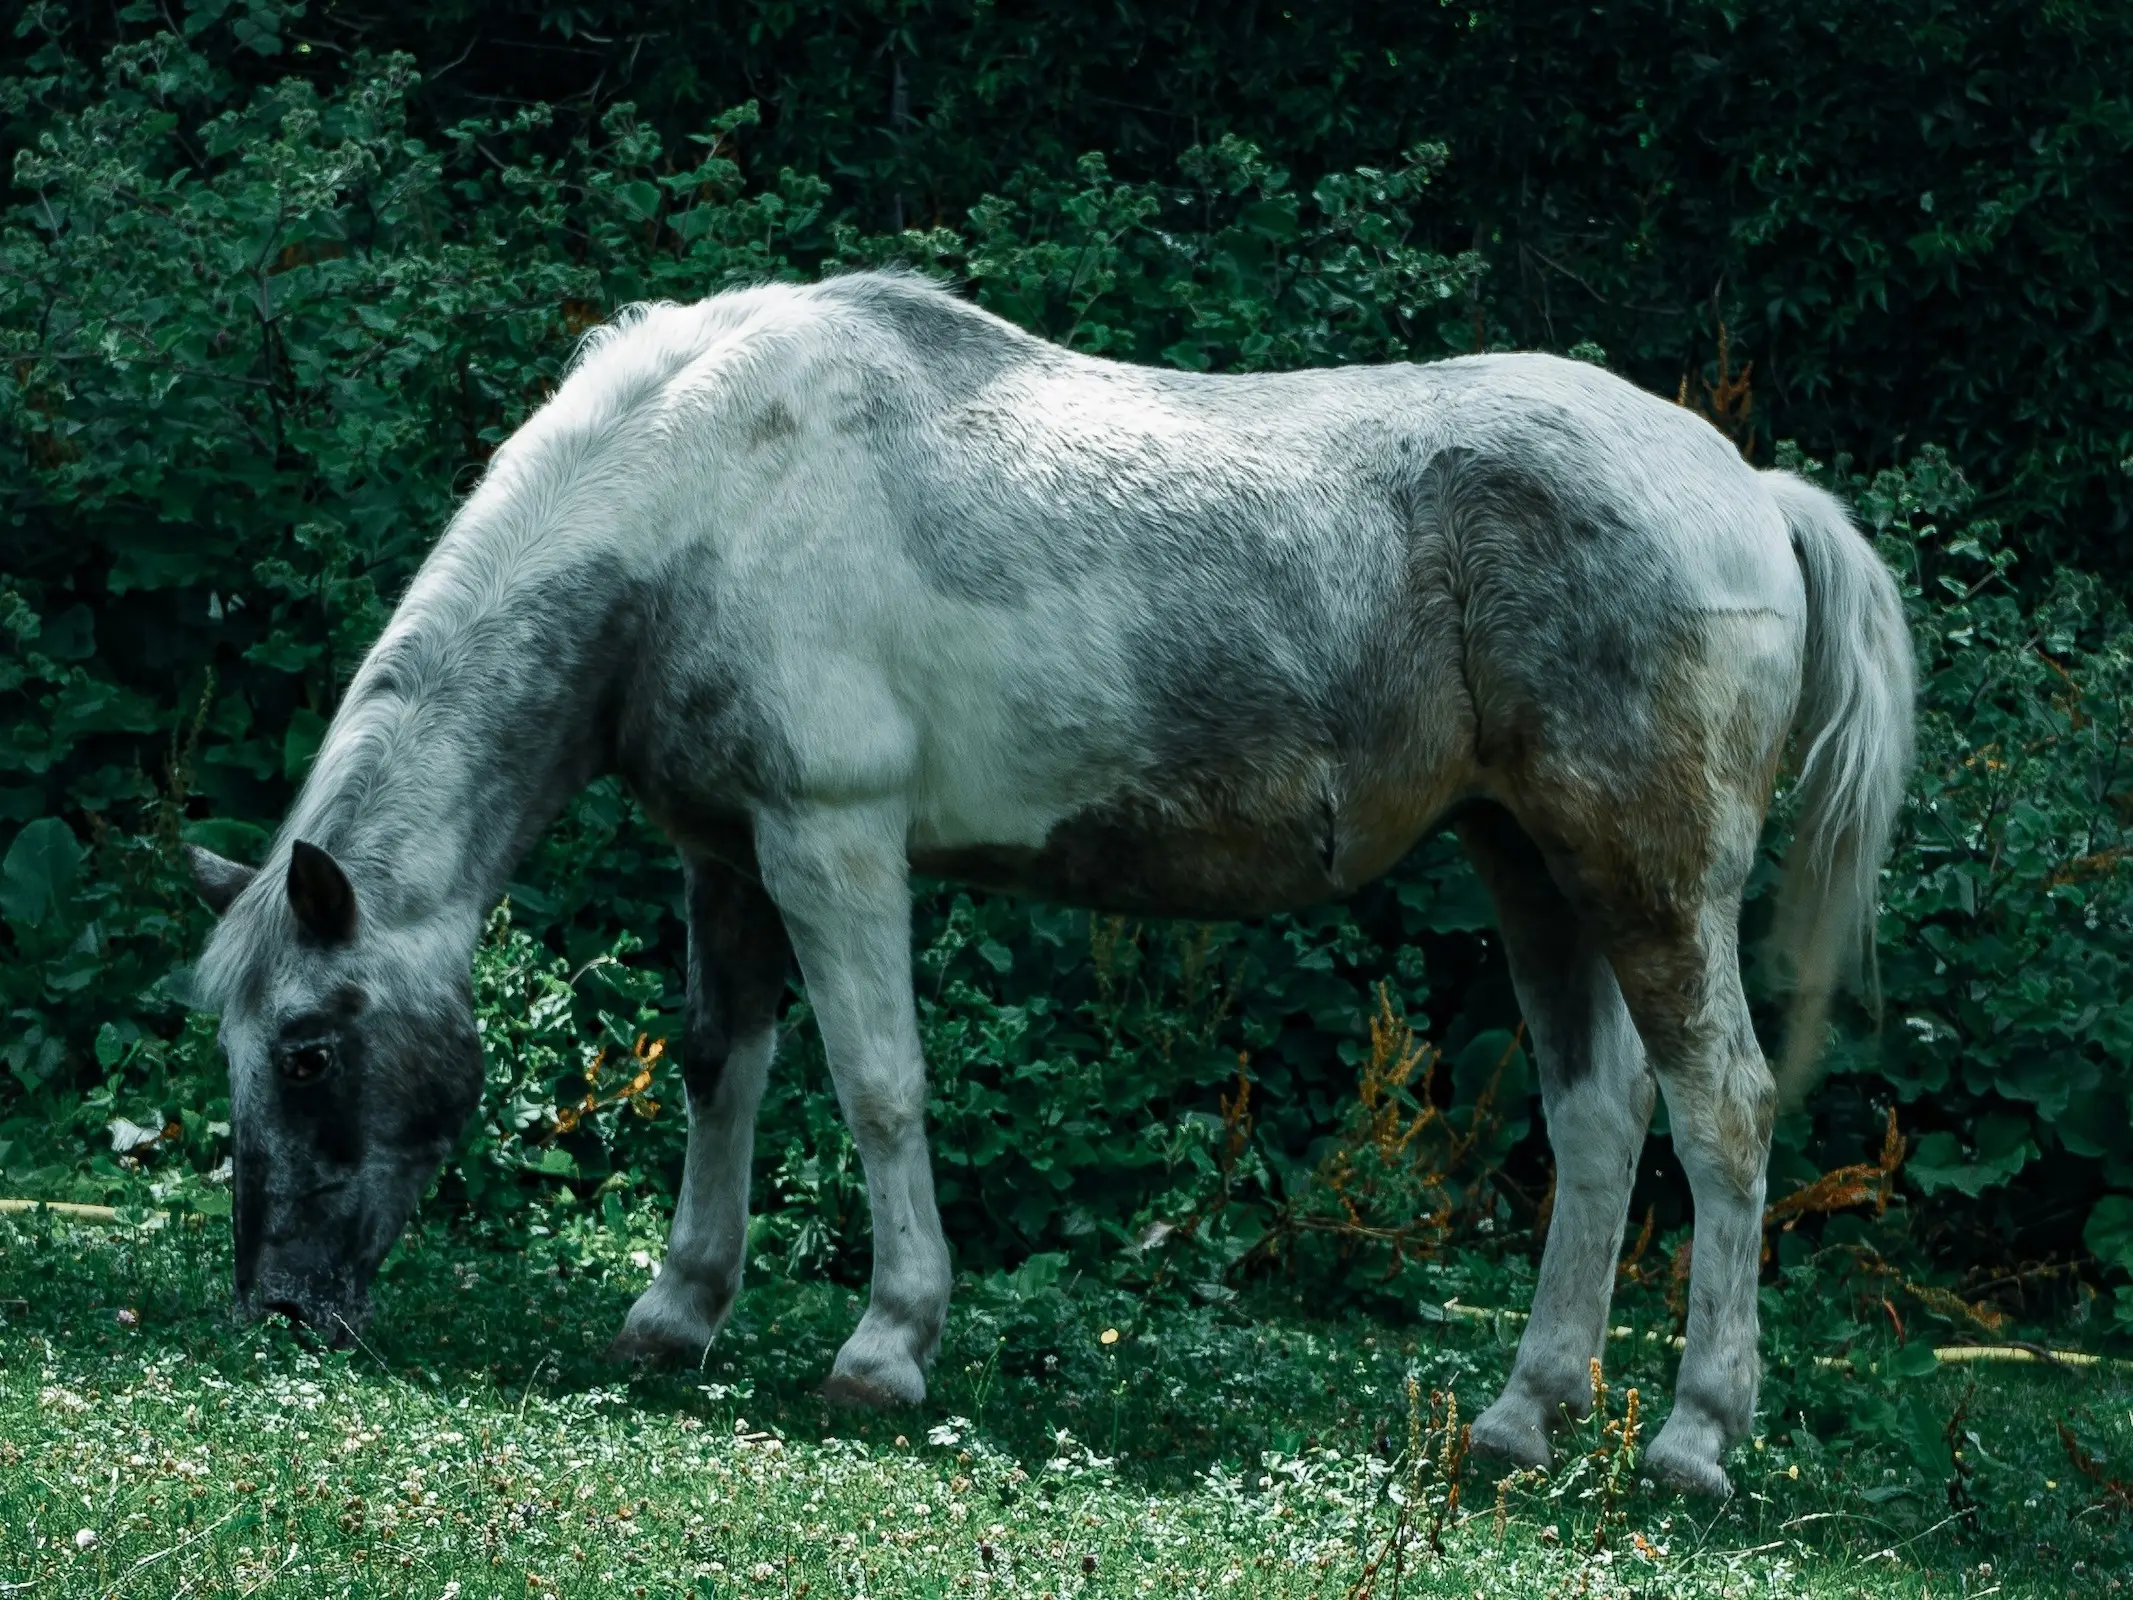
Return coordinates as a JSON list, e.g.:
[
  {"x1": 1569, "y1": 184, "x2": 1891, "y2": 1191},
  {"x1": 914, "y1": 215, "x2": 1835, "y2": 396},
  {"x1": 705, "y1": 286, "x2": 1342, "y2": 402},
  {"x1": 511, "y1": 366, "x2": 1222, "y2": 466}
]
[
  {"x1": 287, "y1": 840, "x2": 357, "y2": 944},
  {"x1": 186, "y1": 845, "x2": 258, "y2": 917}
]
